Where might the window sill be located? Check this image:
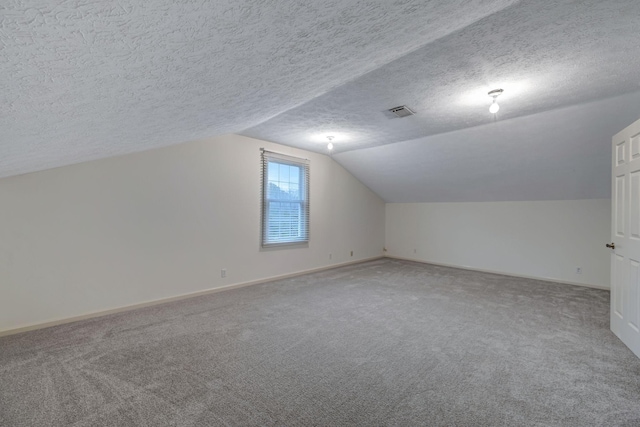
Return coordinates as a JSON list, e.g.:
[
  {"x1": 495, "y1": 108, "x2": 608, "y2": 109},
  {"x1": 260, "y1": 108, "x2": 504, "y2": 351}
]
[{"x1": 260, "y1": 241, "x2": 309, "y2": 251}]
